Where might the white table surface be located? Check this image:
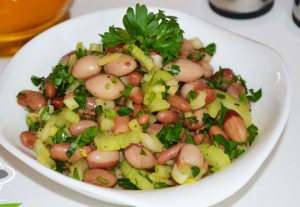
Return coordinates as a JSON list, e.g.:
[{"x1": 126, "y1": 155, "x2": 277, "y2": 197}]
[{"x1": 1, "y1": 0, "x2": 300, "y2": 206}]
